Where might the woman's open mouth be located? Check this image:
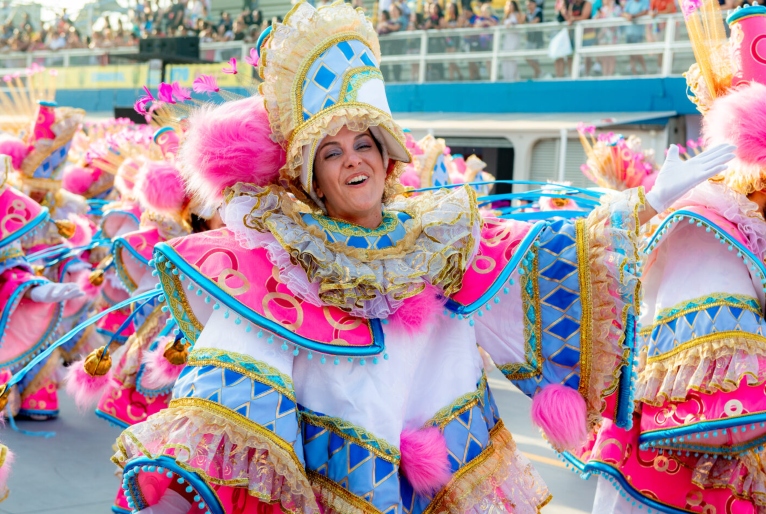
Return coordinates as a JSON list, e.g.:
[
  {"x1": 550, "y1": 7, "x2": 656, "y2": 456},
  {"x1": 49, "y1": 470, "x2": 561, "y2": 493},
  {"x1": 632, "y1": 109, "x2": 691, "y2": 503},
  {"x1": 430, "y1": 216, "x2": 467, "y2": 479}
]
[{"x1": 346, "y1": 174, "x2": 369, "y2": 186}]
